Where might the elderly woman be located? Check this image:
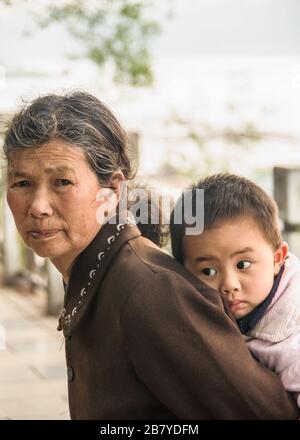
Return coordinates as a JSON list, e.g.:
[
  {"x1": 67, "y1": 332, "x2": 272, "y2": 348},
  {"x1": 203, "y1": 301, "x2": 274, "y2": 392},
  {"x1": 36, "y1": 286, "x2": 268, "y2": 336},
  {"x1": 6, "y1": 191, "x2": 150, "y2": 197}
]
[{"x1": 3, "y1": 91, "x2": 298, "y2": 420}]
